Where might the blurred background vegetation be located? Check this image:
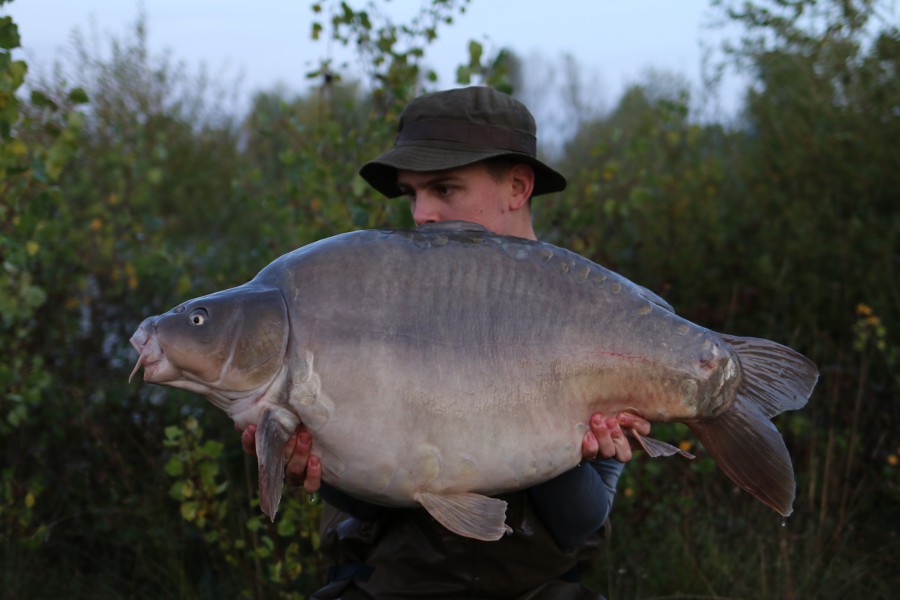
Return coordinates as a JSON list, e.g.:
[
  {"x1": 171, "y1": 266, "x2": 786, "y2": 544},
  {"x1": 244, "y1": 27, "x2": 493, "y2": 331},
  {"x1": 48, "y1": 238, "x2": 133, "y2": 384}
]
[{"x1": 1, "y1": 0, "x2": 897, "y2": 597}]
